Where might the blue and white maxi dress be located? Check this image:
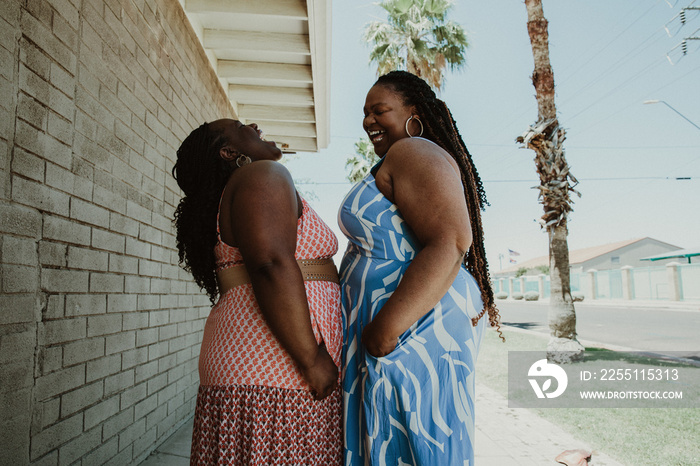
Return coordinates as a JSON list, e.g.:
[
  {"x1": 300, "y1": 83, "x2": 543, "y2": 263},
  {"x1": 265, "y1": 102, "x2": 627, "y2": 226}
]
[{"x1": 338, "y1": 167, "x2": 487, "y2": 466}]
